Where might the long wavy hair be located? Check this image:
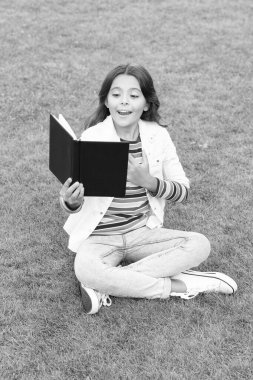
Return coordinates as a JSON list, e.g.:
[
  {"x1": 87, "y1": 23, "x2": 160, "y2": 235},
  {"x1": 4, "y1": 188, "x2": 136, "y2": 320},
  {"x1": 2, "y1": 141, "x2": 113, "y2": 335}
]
[{"x1": 85, "y1": 64, "x2": 166, "y2": 128}]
